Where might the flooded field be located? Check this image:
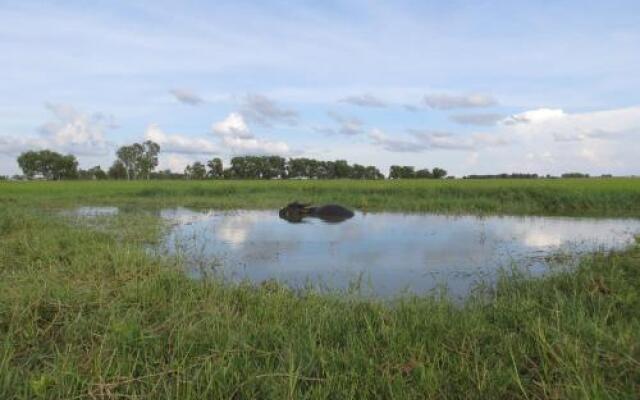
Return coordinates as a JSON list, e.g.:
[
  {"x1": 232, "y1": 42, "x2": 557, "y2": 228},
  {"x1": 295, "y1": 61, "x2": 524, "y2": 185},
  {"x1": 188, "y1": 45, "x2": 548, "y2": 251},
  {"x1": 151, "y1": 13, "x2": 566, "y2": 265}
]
[{"x1": 140, "y1": 207, "x2": 640, "y2": 298}]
